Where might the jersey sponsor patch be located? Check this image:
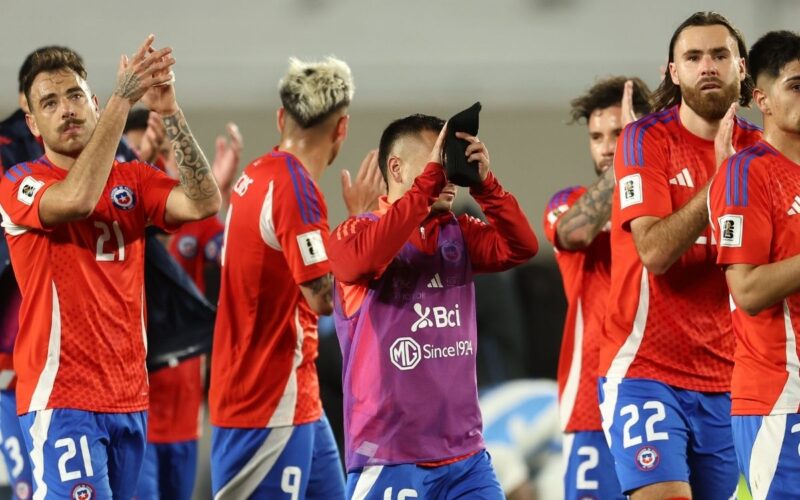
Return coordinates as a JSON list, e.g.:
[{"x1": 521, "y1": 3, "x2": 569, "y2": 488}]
[
  {"x1": 718, "y1": 214, "x2": 743, "y2": 248},
  {"x1": 17, "y1": 176, "x2": 44, "y2": 206},
  {"x1": 297, "y1": 230, "x2": 327, "y2": 266},
  {"x1": 546, "y1": 203, "x2": 569, "y2": 226},
  {"x1": 619, "y1": 174, "x2": 643, "y2": 209}
]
